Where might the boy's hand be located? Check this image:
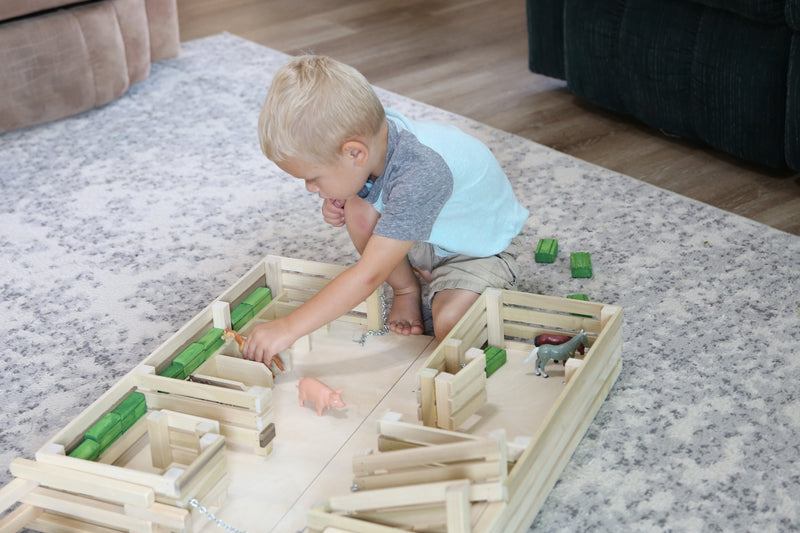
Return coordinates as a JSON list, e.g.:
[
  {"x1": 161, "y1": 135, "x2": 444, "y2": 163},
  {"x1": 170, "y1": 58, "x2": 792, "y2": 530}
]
[
  {"x1": 242, "y1": 319, "x2": 295, "y2": 367},
  {"x1": 321, "y1": 199, "x2": 346, "y2": 227}
]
